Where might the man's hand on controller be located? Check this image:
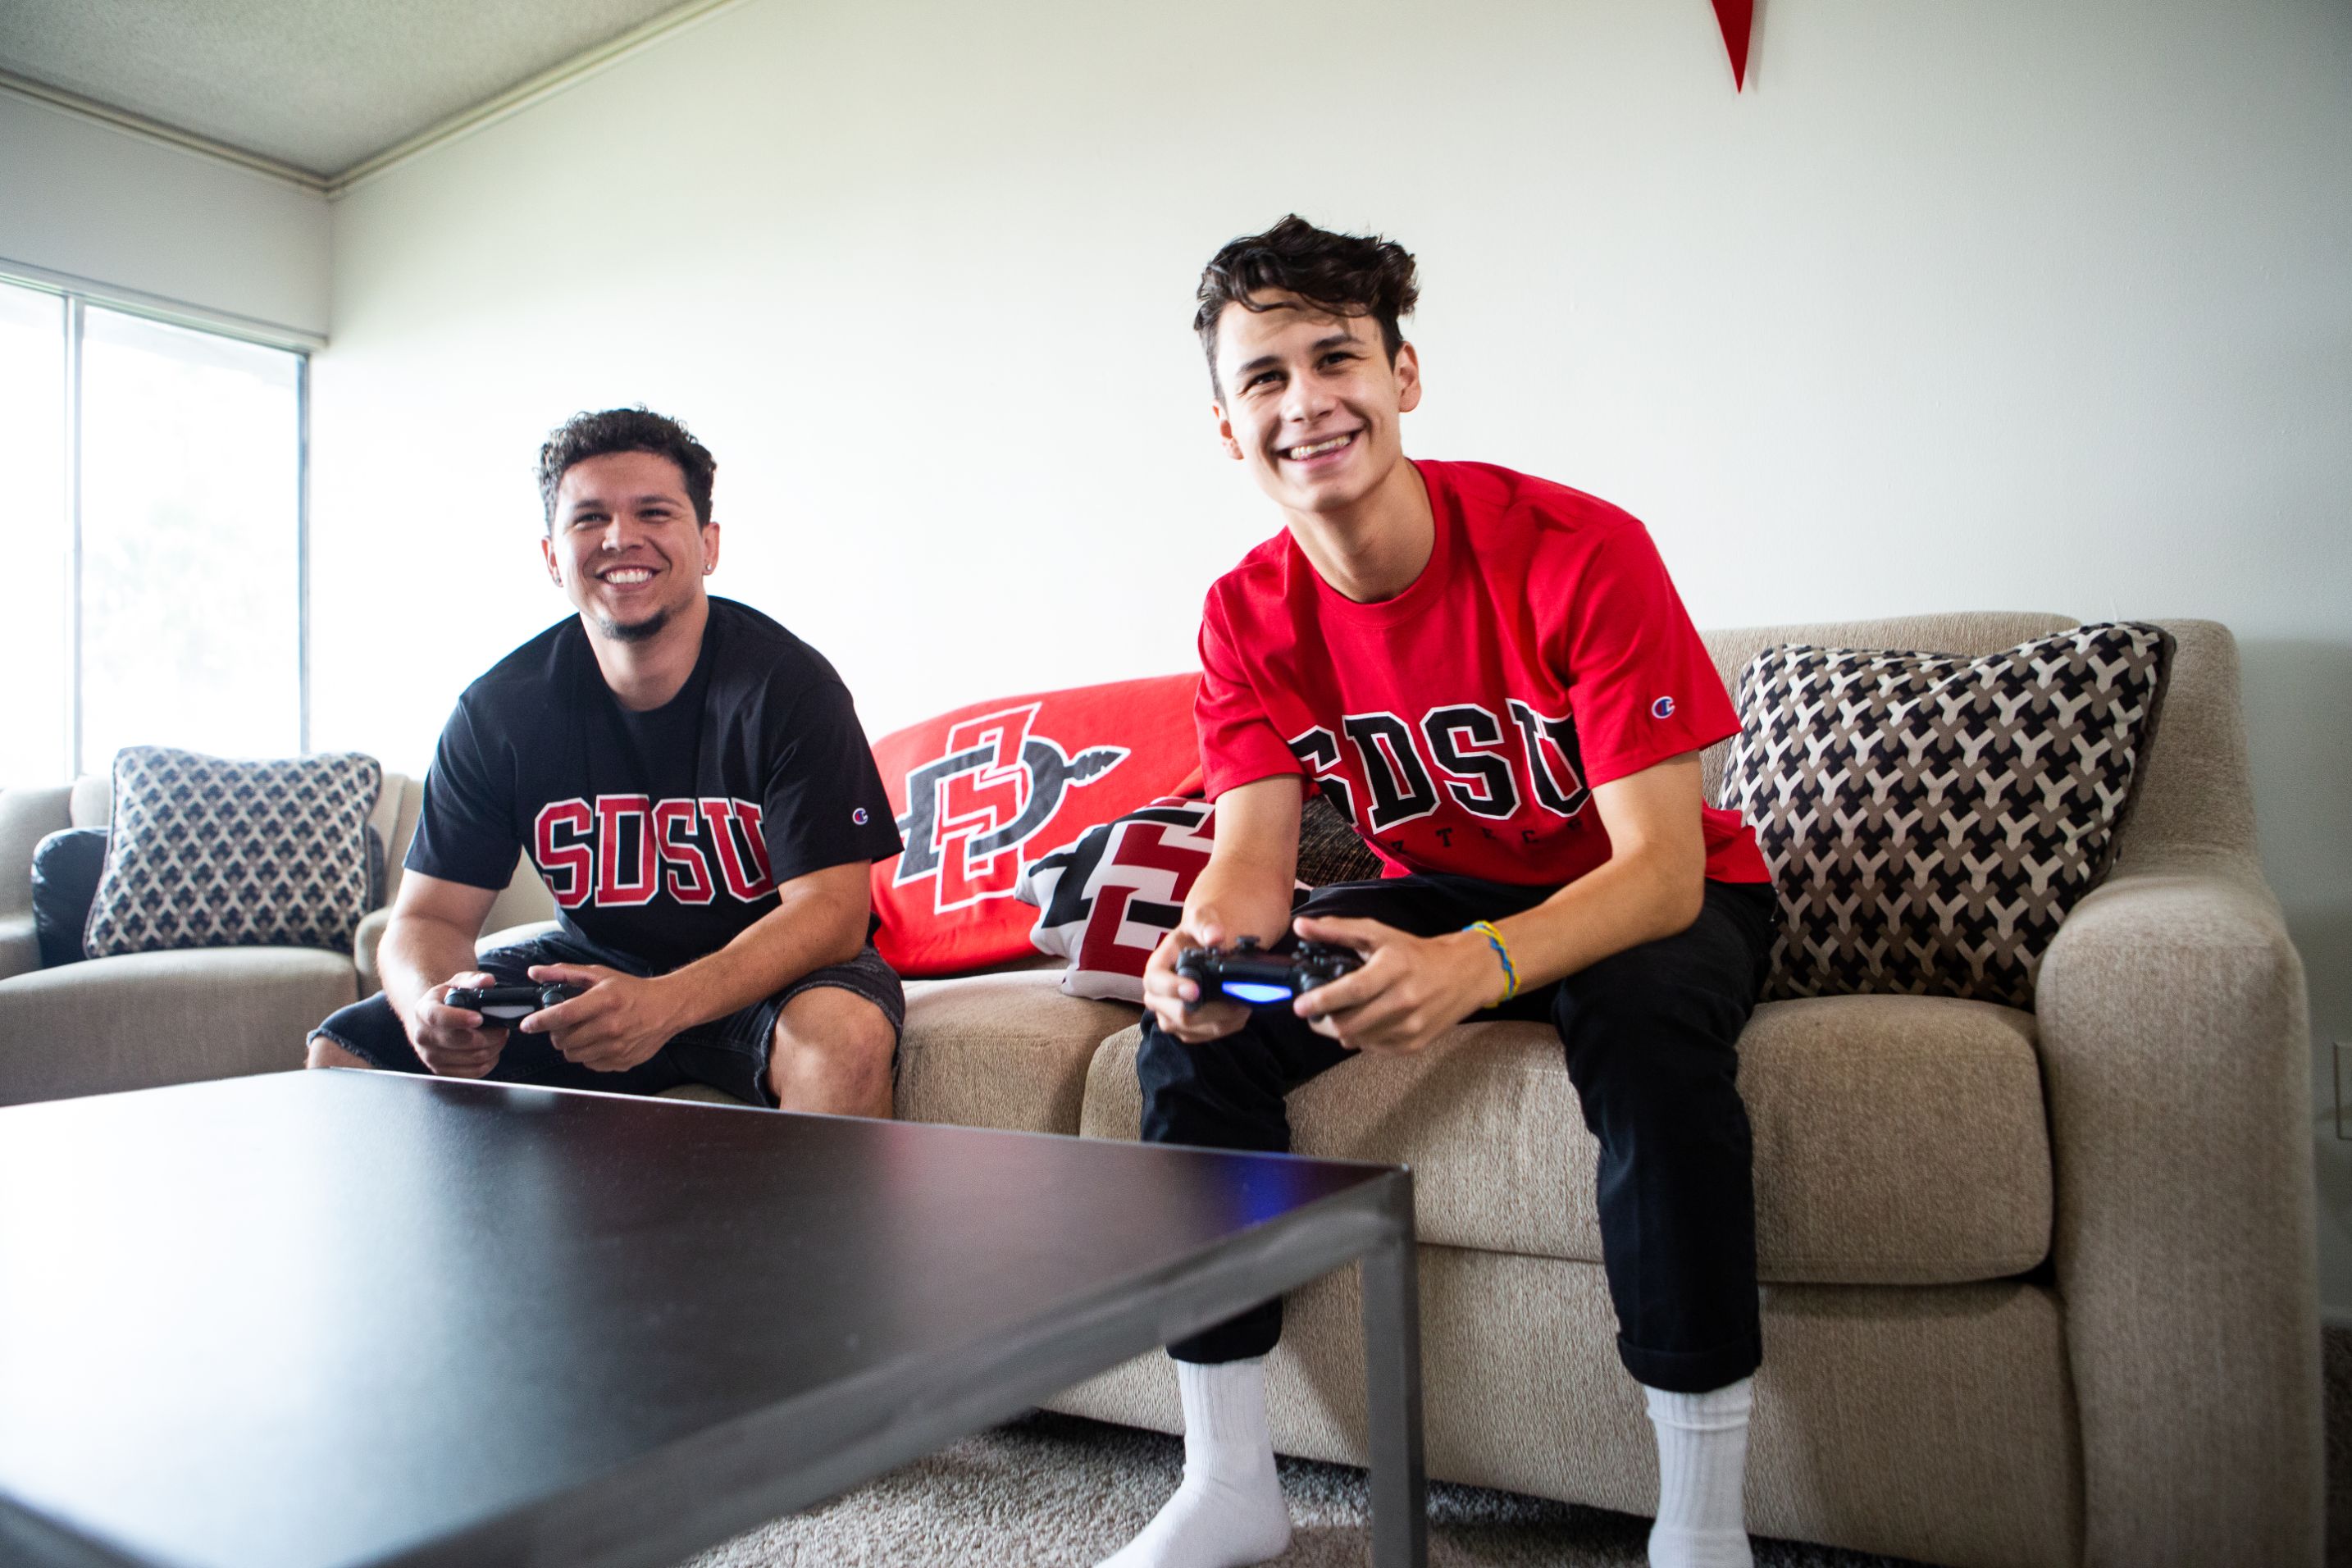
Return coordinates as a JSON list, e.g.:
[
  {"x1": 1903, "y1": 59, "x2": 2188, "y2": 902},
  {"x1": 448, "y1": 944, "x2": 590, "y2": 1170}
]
[
  {"x1": 410, "y1": 969, "x2": 511, "y2": 1078},
  {"x1": 1142, "y1": 918, "x2": 1253, "y2": 1044},
  {"x1": 1288, "y1": 915, "x2": 1505, "y2": 1056},
  {"x1": 517, "y1": 963, "x2": 683, "y2": 1073}
]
